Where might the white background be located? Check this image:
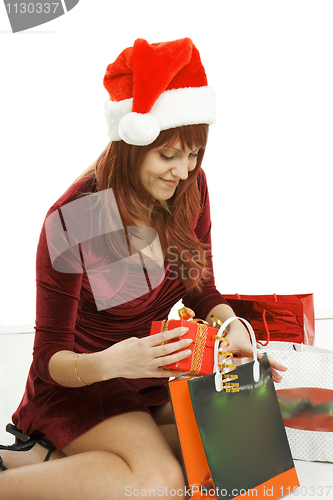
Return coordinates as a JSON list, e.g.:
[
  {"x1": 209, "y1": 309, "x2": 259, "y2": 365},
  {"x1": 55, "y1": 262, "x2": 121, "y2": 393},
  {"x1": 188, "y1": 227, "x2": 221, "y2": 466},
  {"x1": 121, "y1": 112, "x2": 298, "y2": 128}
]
[{"x1": 1, "y1": 0, "x2": 333, "y2": 326}]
